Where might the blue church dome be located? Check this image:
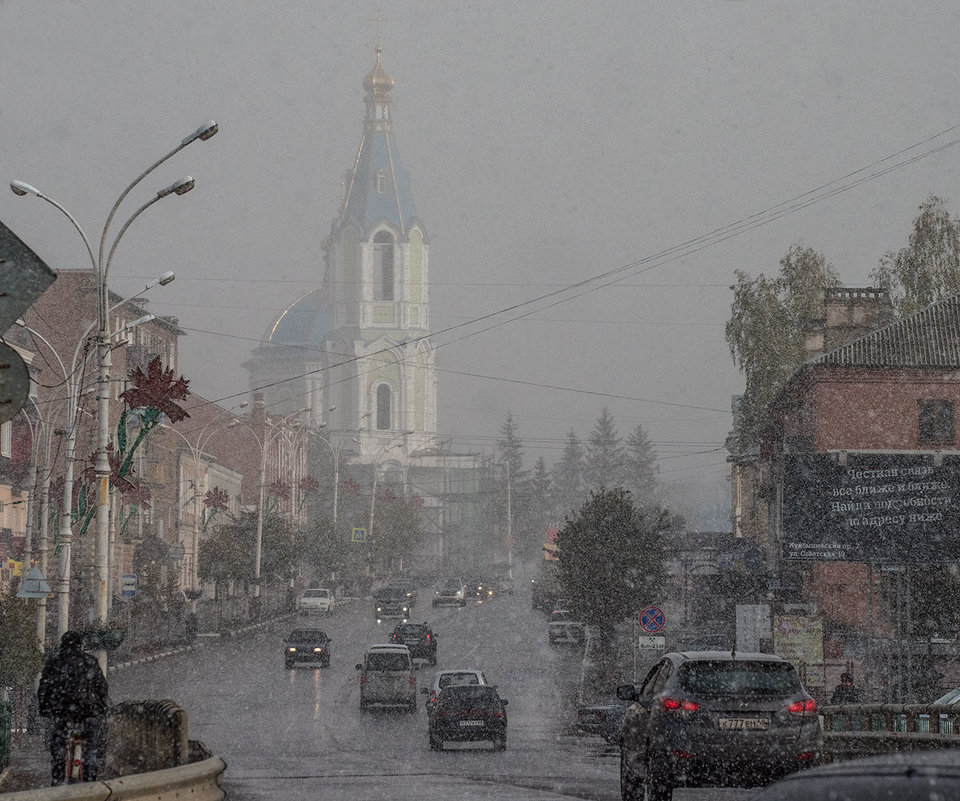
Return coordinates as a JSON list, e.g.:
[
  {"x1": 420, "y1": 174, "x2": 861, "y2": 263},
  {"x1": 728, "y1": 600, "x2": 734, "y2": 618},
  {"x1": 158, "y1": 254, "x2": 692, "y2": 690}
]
[{"x1": 262, "y1": 289, "x2": 330, "y2": 347}]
